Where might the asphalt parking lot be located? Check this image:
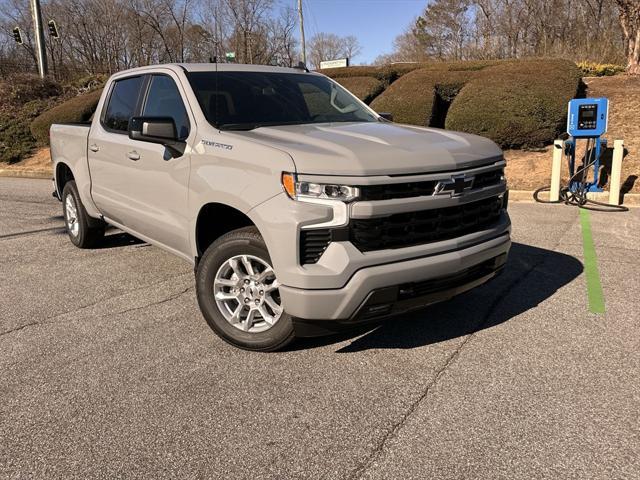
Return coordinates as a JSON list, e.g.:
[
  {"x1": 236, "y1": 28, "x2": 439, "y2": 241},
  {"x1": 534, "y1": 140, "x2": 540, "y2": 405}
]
[{"x1": 1, "y1": 177, "x2": 639, "y2": 479}]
